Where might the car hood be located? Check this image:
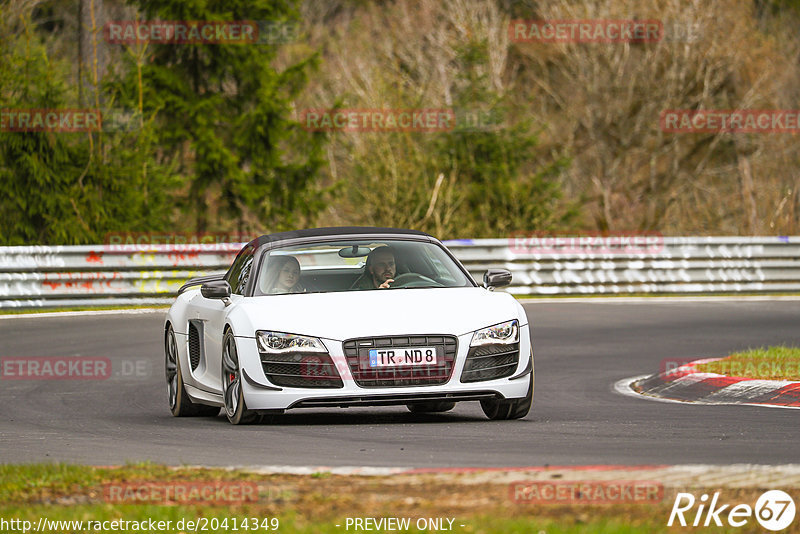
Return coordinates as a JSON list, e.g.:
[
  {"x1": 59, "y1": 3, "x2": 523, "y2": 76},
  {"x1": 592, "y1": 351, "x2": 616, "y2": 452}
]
[{"x1": 233, "y1": 287, "x2": 525, "y2": 341}]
